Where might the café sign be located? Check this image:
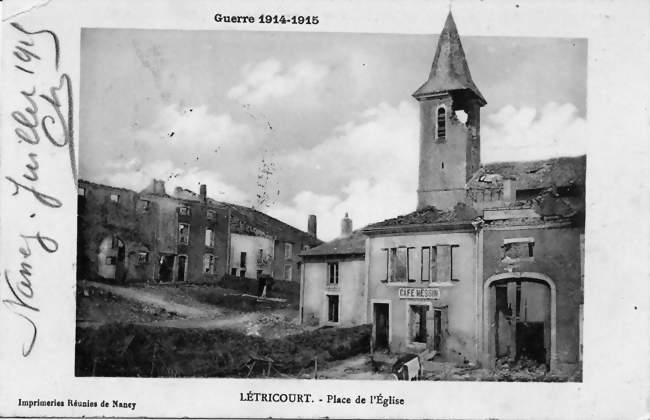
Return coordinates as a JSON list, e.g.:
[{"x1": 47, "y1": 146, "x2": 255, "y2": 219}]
[{"x1": 398, "y1": 287, "x2": 440, "y2": 300}]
